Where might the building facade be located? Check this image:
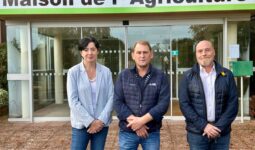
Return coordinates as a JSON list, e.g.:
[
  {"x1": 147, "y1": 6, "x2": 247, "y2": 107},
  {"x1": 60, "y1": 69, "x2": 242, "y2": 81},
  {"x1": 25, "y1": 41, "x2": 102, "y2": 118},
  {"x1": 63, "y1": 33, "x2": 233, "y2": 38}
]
[{"x1": 0, "y1": 0, "x2": 254, "y2": 121}]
